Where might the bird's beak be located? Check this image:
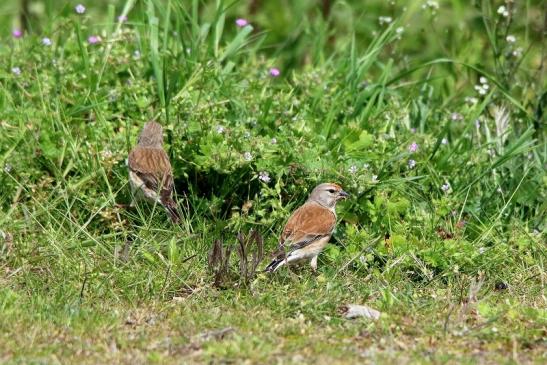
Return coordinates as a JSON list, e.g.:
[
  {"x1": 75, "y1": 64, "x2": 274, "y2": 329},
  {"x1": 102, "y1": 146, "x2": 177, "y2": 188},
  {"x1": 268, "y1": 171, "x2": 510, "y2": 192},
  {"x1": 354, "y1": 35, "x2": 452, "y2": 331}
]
[{"x1": 338, "y1": 190, "x2": 350, "y2": 199}]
